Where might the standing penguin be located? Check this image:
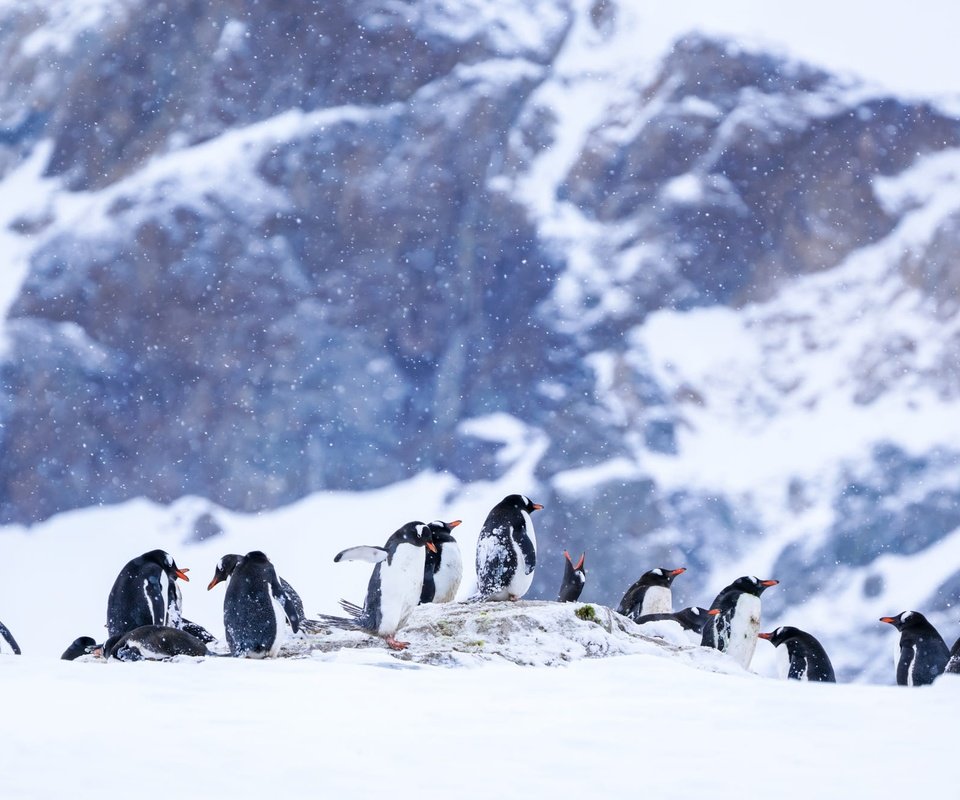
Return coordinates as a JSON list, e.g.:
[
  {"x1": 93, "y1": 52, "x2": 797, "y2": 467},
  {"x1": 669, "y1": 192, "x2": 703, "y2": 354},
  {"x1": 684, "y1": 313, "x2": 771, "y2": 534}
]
[
  {"x1": 212, "y1": 551, "x2": 300, "y2": 658},
  {"x1": 325, "y1": 522, "x2": 436, "y2": 650},
  {"x1": 879, "y1": 611, "x2": 949, "y2": 686},
  {"x1": 106, "y1": 550, "x2": 190, "y2": 638},
  {"x1": 616, "y1": 567, "x2": 686, "y2": 620},
  {"x1": 473, "y1": 494, "x2": 543, "y2": 601},
  {"x1": 0, "y1": 619, "x2": 20, "y2": 655},
  {"x1": 758, "y1": 626, "x2": 836, "y2": 683},
  {"x1": 420, "y1": 520, "x2": 463, "y2": 604},
  {"x1": 701, "y1": 575, "x2": 779, "y2": 669},
  {"x1": 208, "y1": 553, "x2": 323, "y2": 633},
  {"x1": 557, "y1": 551, "x2": 586, "y2": 602}
]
